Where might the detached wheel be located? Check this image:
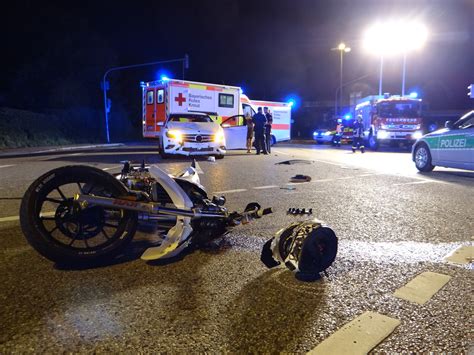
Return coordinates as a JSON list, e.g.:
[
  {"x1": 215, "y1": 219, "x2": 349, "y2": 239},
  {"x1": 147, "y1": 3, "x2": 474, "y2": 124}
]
[
  {"x1": 215, "y1": 154, "x2": 224, "y2": 160},
  {"x1": 20, "y1": 165, "x2": 137, "y2": 265},
  {"x1": 414, "y1": 143, "x2": 434, "y2": 172}
]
